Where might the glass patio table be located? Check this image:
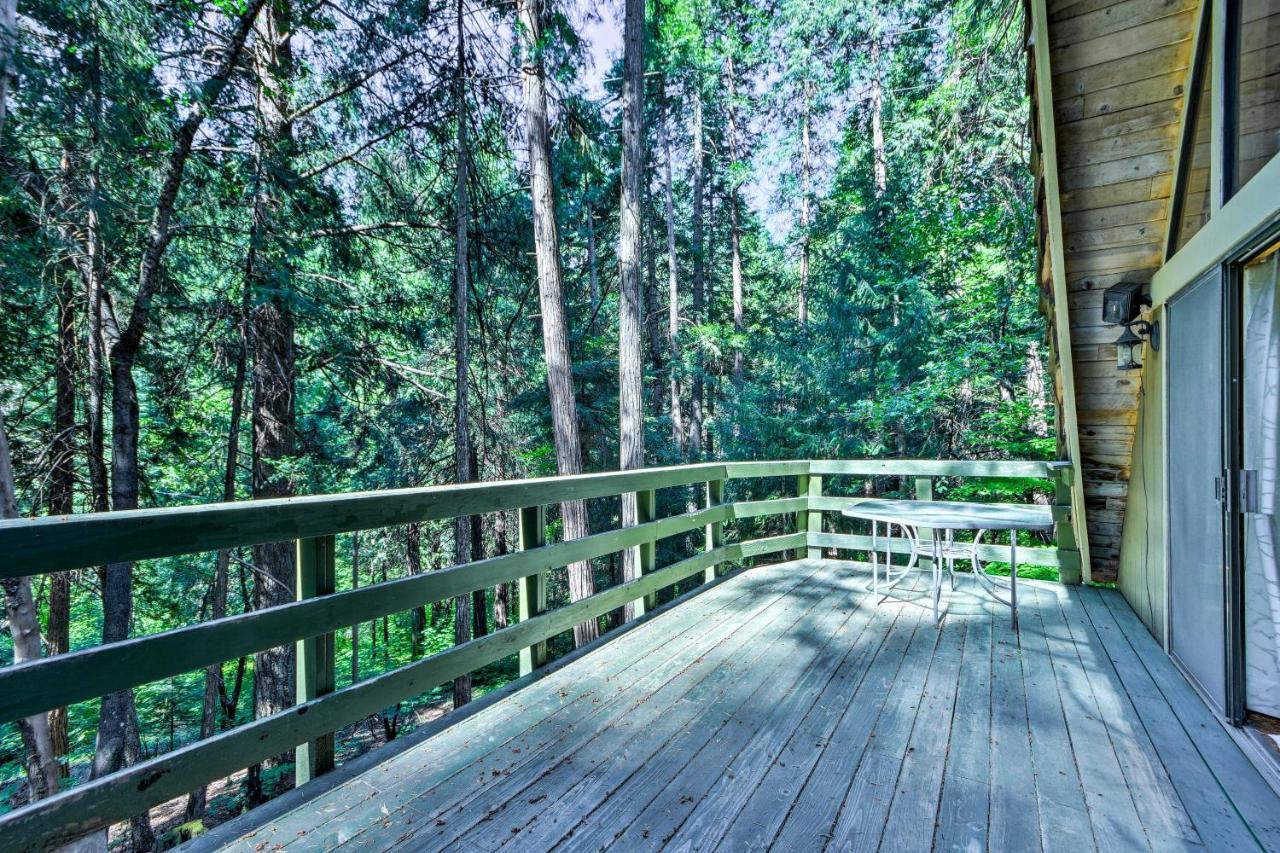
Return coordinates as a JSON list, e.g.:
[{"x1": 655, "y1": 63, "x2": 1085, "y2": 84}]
[{"x1": 841, "y1": 499, "x2": 1054, "y2": 630}]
